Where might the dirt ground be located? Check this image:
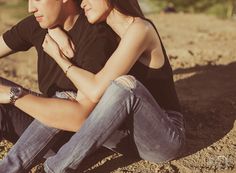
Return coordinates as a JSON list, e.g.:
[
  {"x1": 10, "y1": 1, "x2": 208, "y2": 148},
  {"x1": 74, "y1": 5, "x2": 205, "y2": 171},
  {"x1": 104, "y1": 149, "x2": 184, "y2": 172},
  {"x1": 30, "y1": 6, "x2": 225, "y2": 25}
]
[{"x1": 0, "y1": 10, "x2": 235, "y2": 173}]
